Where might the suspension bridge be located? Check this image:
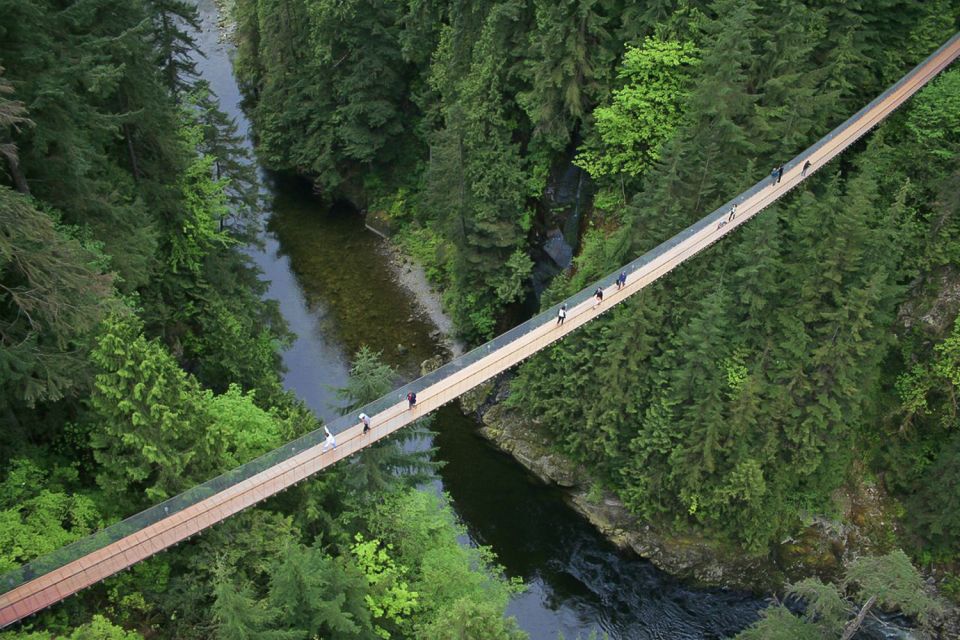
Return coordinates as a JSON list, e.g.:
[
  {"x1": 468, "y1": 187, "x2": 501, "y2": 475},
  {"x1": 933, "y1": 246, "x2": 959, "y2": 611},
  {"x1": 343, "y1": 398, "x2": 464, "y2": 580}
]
[{"x1": 2, "y1": 31, "x2": 959, "y2": 628}]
